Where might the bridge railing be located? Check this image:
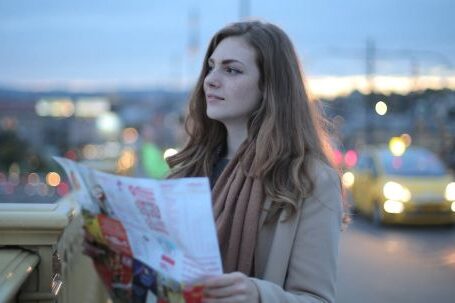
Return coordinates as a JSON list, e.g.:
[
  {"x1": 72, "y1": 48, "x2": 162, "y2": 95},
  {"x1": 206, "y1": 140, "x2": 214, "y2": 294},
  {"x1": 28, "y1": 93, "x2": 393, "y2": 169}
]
[{"x1": 0, "y1": 193, "x2": 108, "y2": 303}]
